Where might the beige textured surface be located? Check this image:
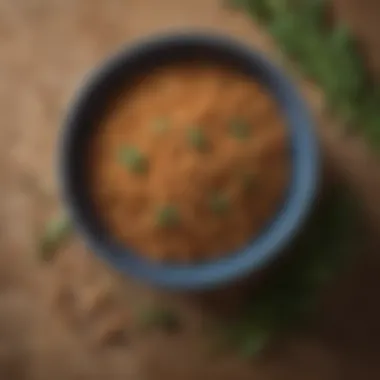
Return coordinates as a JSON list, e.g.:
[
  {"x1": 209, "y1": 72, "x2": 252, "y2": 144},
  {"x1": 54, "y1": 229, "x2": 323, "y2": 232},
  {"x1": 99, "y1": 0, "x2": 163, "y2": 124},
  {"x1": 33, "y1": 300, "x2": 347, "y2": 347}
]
[{"x1": 1, "y1": 0, "x2": 380, "y2": 379}]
